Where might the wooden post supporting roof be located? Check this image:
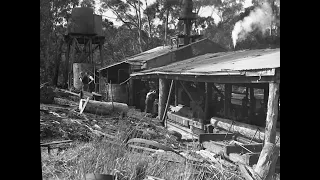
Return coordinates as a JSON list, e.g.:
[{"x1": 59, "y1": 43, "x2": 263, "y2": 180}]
[
  {"x1": 174, "y1": 80, "x2": 178, "y2": 106},
  {"x1": 128, "y1": 79, "x2": 134, "y2": 106},
  {"x1": 254, "y1": 82, "x2": 280, "y2": 180},
  {"x1": 250, "y1": 87, "x2": 256, "y2": 119},
  {"x1": 69, "y1": 39, "x2": 76, "y2": 89},
  {"x1": 264, "y1": 85, "x2": 269, "y2": 109},
  {"x1": 205, "y1": 82, "x2": 213, "y2": 121},
  {"x1": 159, "y1": 78, "x2": 169, "y2": 120},
  {"x1": 264, "y1": 82, "x2": 279, "y2": 144},
  {"x1": 224, "y1": 84, "x2": 232, "y2": 118},
  {"x1": 99, "y1": 43, "x2": 104, "y2": 67}
]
